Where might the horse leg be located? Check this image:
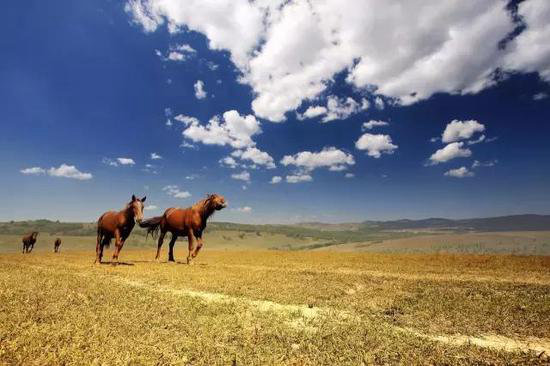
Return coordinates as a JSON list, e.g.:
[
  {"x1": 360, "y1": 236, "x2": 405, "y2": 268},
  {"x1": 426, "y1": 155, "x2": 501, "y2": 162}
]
[
  {"x1": 112, "y1": 229, "x2": 122, "y2": 265},
  {"x1": 192, "y1": 237, "x2": 204, "y2": 259},
  {"x1": 168, "y1": 234, "x2": 178, "y2": 262},
  {"x1": 155, "y1": 230, "x2": 166, "y2": 261},
  {"x1": 95, "y1": 233, "x2": 102, "y2": 263},
  {"x1": 187, "y1": 231, "x2": 197, "y2": 265}
]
